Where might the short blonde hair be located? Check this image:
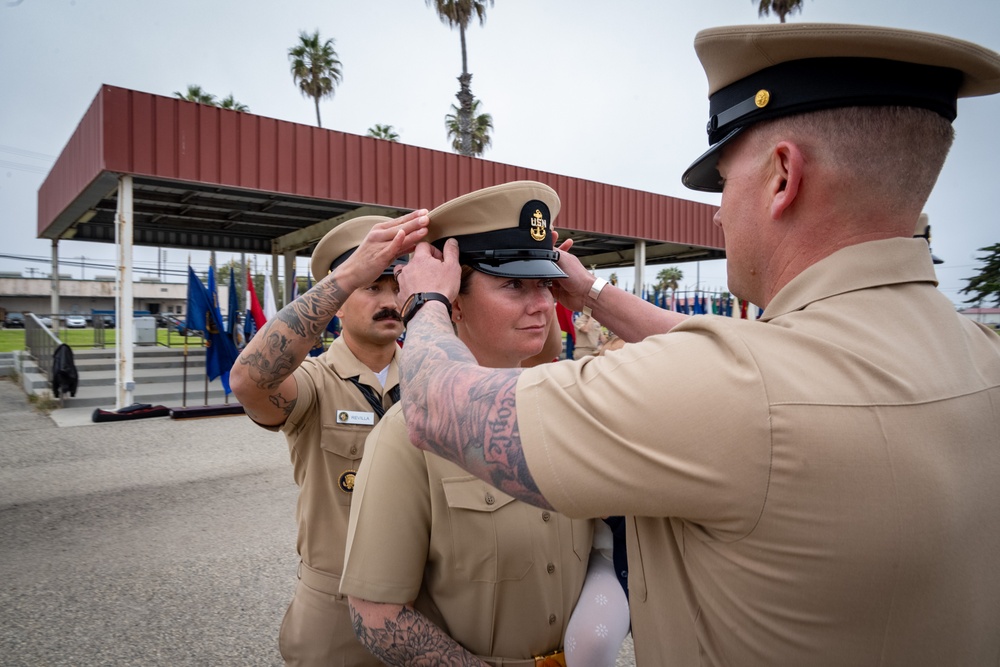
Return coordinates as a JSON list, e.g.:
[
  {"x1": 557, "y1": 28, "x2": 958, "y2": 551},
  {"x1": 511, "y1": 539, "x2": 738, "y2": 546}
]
[{"x1": 754, "y1": 106, "x2": 954, "y2": 210}]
